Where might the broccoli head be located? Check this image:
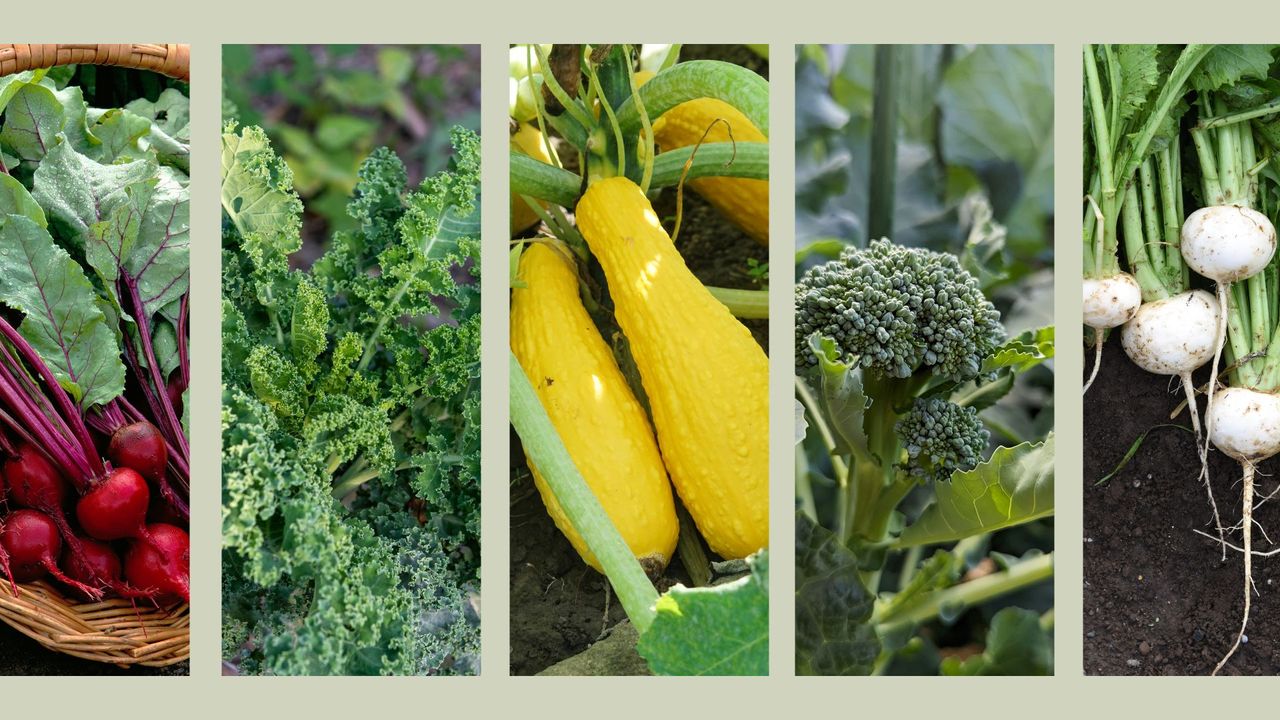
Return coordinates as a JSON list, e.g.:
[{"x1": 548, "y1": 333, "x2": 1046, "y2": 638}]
[
  {"x1": 796, "y1": 239, "x2": 1004, "y2": 380},
  {"x1": 895, "y1": 397, "x2": 988, "y2": 483}
]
